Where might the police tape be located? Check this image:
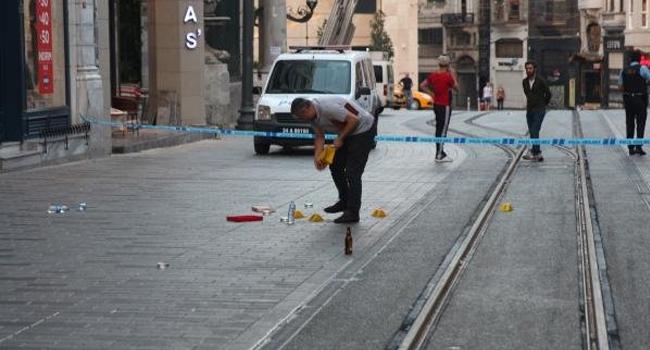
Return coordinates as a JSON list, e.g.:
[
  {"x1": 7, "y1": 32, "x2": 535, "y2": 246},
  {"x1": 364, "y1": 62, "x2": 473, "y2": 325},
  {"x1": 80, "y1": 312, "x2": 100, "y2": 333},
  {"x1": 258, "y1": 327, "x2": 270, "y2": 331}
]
[{"x1": 83, "y1": 116, "x2": 650, "y2": 146}]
